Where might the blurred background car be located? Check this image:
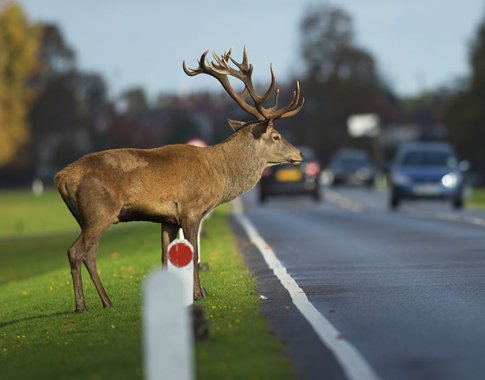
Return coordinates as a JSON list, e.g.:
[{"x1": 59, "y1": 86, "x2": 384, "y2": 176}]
[
  {"x1": 324, "y1": 148, "x2": 375, "y2": 187},
  {"x1": 259, "y1": 146, "x2": 321, "y2": 203},
  {"x1": 388, "y1": 142, "x2": 469, "y2": 210}
]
